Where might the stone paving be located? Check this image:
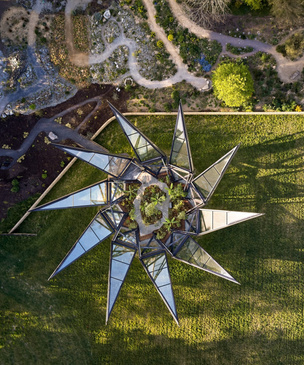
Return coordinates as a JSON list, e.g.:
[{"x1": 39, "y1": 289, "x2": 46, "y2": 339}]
[{"x1": 134, "y1": 171, "x2": 170, "y2": 237}]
